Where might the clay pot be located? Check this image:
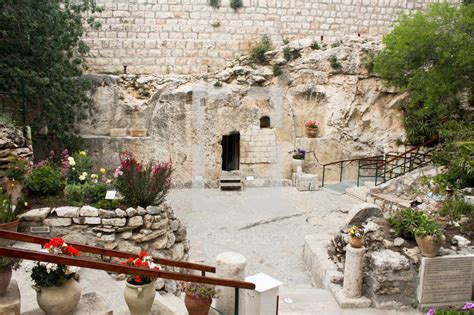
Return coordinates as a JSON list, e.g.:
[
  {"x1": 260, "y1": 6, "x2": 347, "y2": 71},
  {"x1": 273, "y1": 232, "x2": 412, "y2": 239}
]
[
  {"x1": 0, "y1": 219, "x2": 19, "y2": 246},
  {"x1": 124, "y1": 280, "x2": 156, "y2": 315},
  {"x1": 33, "y1": 279, "x2": 81, "y2": 315},
  {"x1": 415, "y1": 234, "x2": 445, "y2": 257},
  {"x1": 4, "y1": 180, "x2": 23, "y2": 205},
  {"x1": 305, "y1": 127, "x2": 318, "y2": 138},
  {"x1": 184, "y1": 294, "x2": 212, "y2": 315},
  {"x1": 349, "y1": 237, "x2": 363, "y2": 248},
  {"x1": 291, "y1": 158, "x2": 304, "y2": 173},
  {"x1": 0, "y1": 269, "x2": 12, "y2": 295}
]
